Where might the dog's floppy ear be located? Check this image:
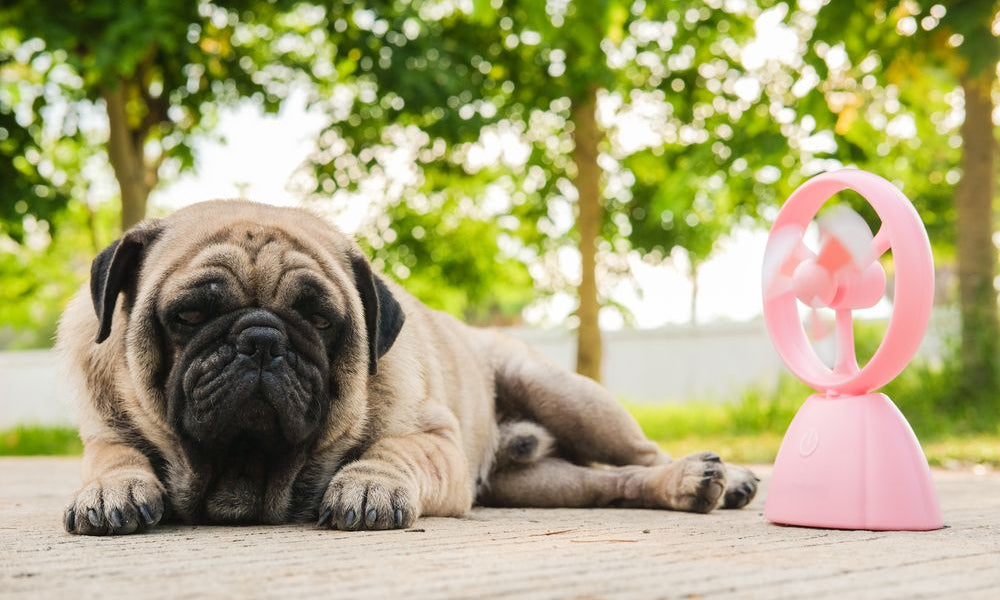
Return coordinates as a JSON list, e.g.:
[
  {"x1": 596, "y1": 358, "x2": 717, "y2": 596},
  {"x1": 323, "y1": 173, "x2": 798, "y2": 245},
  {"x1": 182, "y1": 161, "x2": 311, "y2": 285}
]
[
  {"x1": 90, "y1": 220, "x2": 164, "y2": 343},
  {"x1": 350, "y1": 254, "x2": 405, "y2": 375}
]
